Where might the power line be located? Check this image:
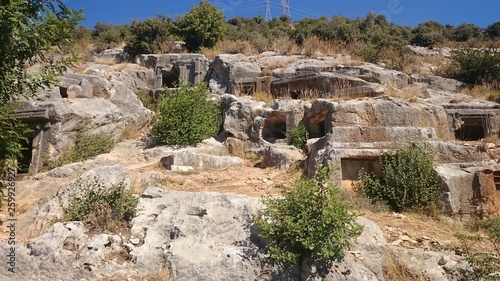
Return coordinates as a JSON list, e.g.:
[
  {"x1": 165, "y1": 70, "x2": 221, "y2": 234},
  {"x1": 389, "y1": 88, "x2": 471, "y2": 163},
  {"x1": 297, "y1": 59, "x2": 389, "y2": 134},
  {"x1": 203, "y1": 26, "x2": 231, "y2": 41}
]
[
  {"x1": 281, "y1": 0, "x2": 290, "y2": 19},
  {"x1": 264, "y1": 0, "x2": 291, "y2": 21},
  {"x1": 265, "y1": 0, "x2": 272, "y2": 21}
]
